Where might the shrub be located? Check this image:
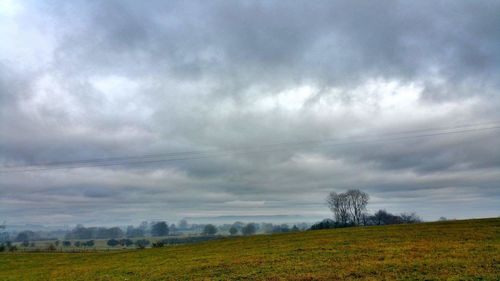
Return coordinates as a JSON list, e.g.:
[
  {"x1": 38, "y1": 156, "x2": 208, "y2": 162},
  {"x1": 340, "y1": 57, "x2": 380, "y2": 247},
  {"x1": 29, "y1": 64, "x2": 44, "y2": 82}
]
[
  {"x1": 152, "y1": 241, "x2": 164, "y2": 248},
  {"x1": 135, "y1": 239, "x2": 150, "y2": 249},
  {"x1": 107, "y1": 239, "x2": 120, "y2": 247},
  {"x1": 120, "y1": 238, "x2": 134, "y2": 247},
  {"x1": 310, "y1": 219, "x2": 336, "y2": 230}
]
